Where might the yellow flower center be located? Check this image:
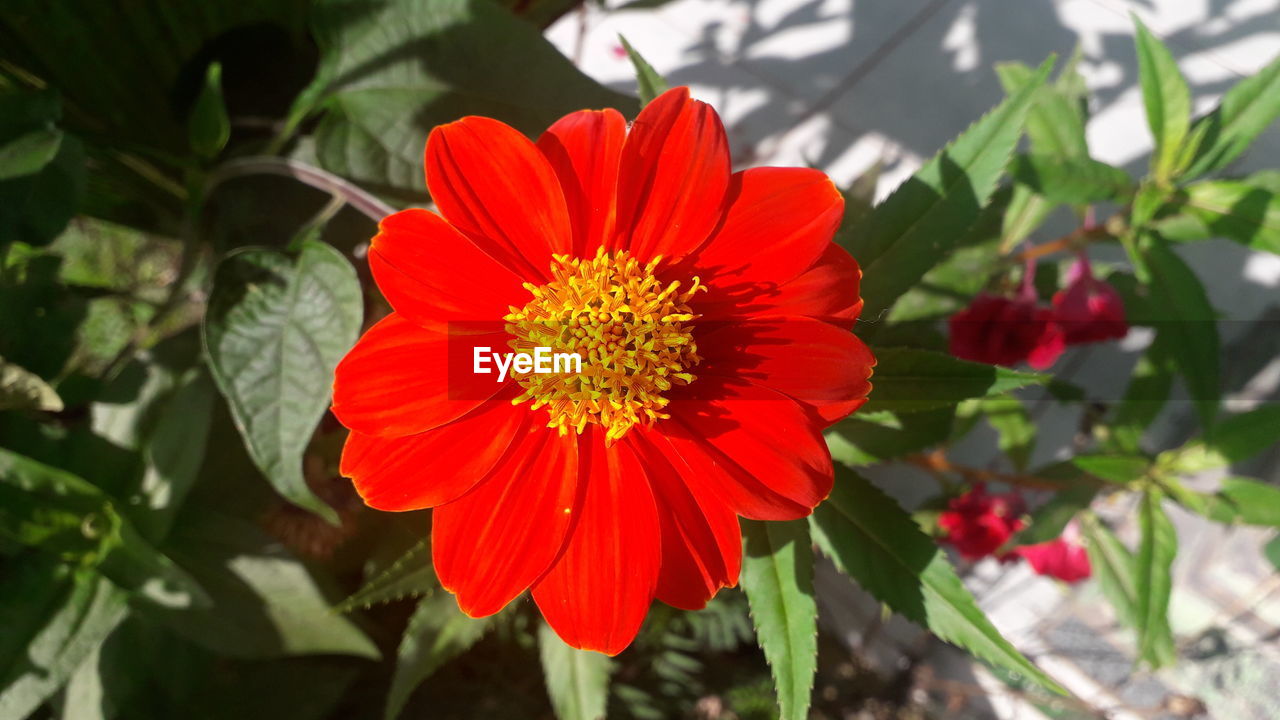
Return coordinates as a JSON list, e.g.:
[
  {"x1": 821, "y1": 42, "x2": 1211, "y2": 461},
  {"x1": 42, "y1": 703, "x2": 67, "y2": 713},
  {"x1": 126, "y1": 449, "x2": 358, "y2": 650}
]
[{"x1": 504, "y1": 248, "x2": 704, "y2": 442}]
